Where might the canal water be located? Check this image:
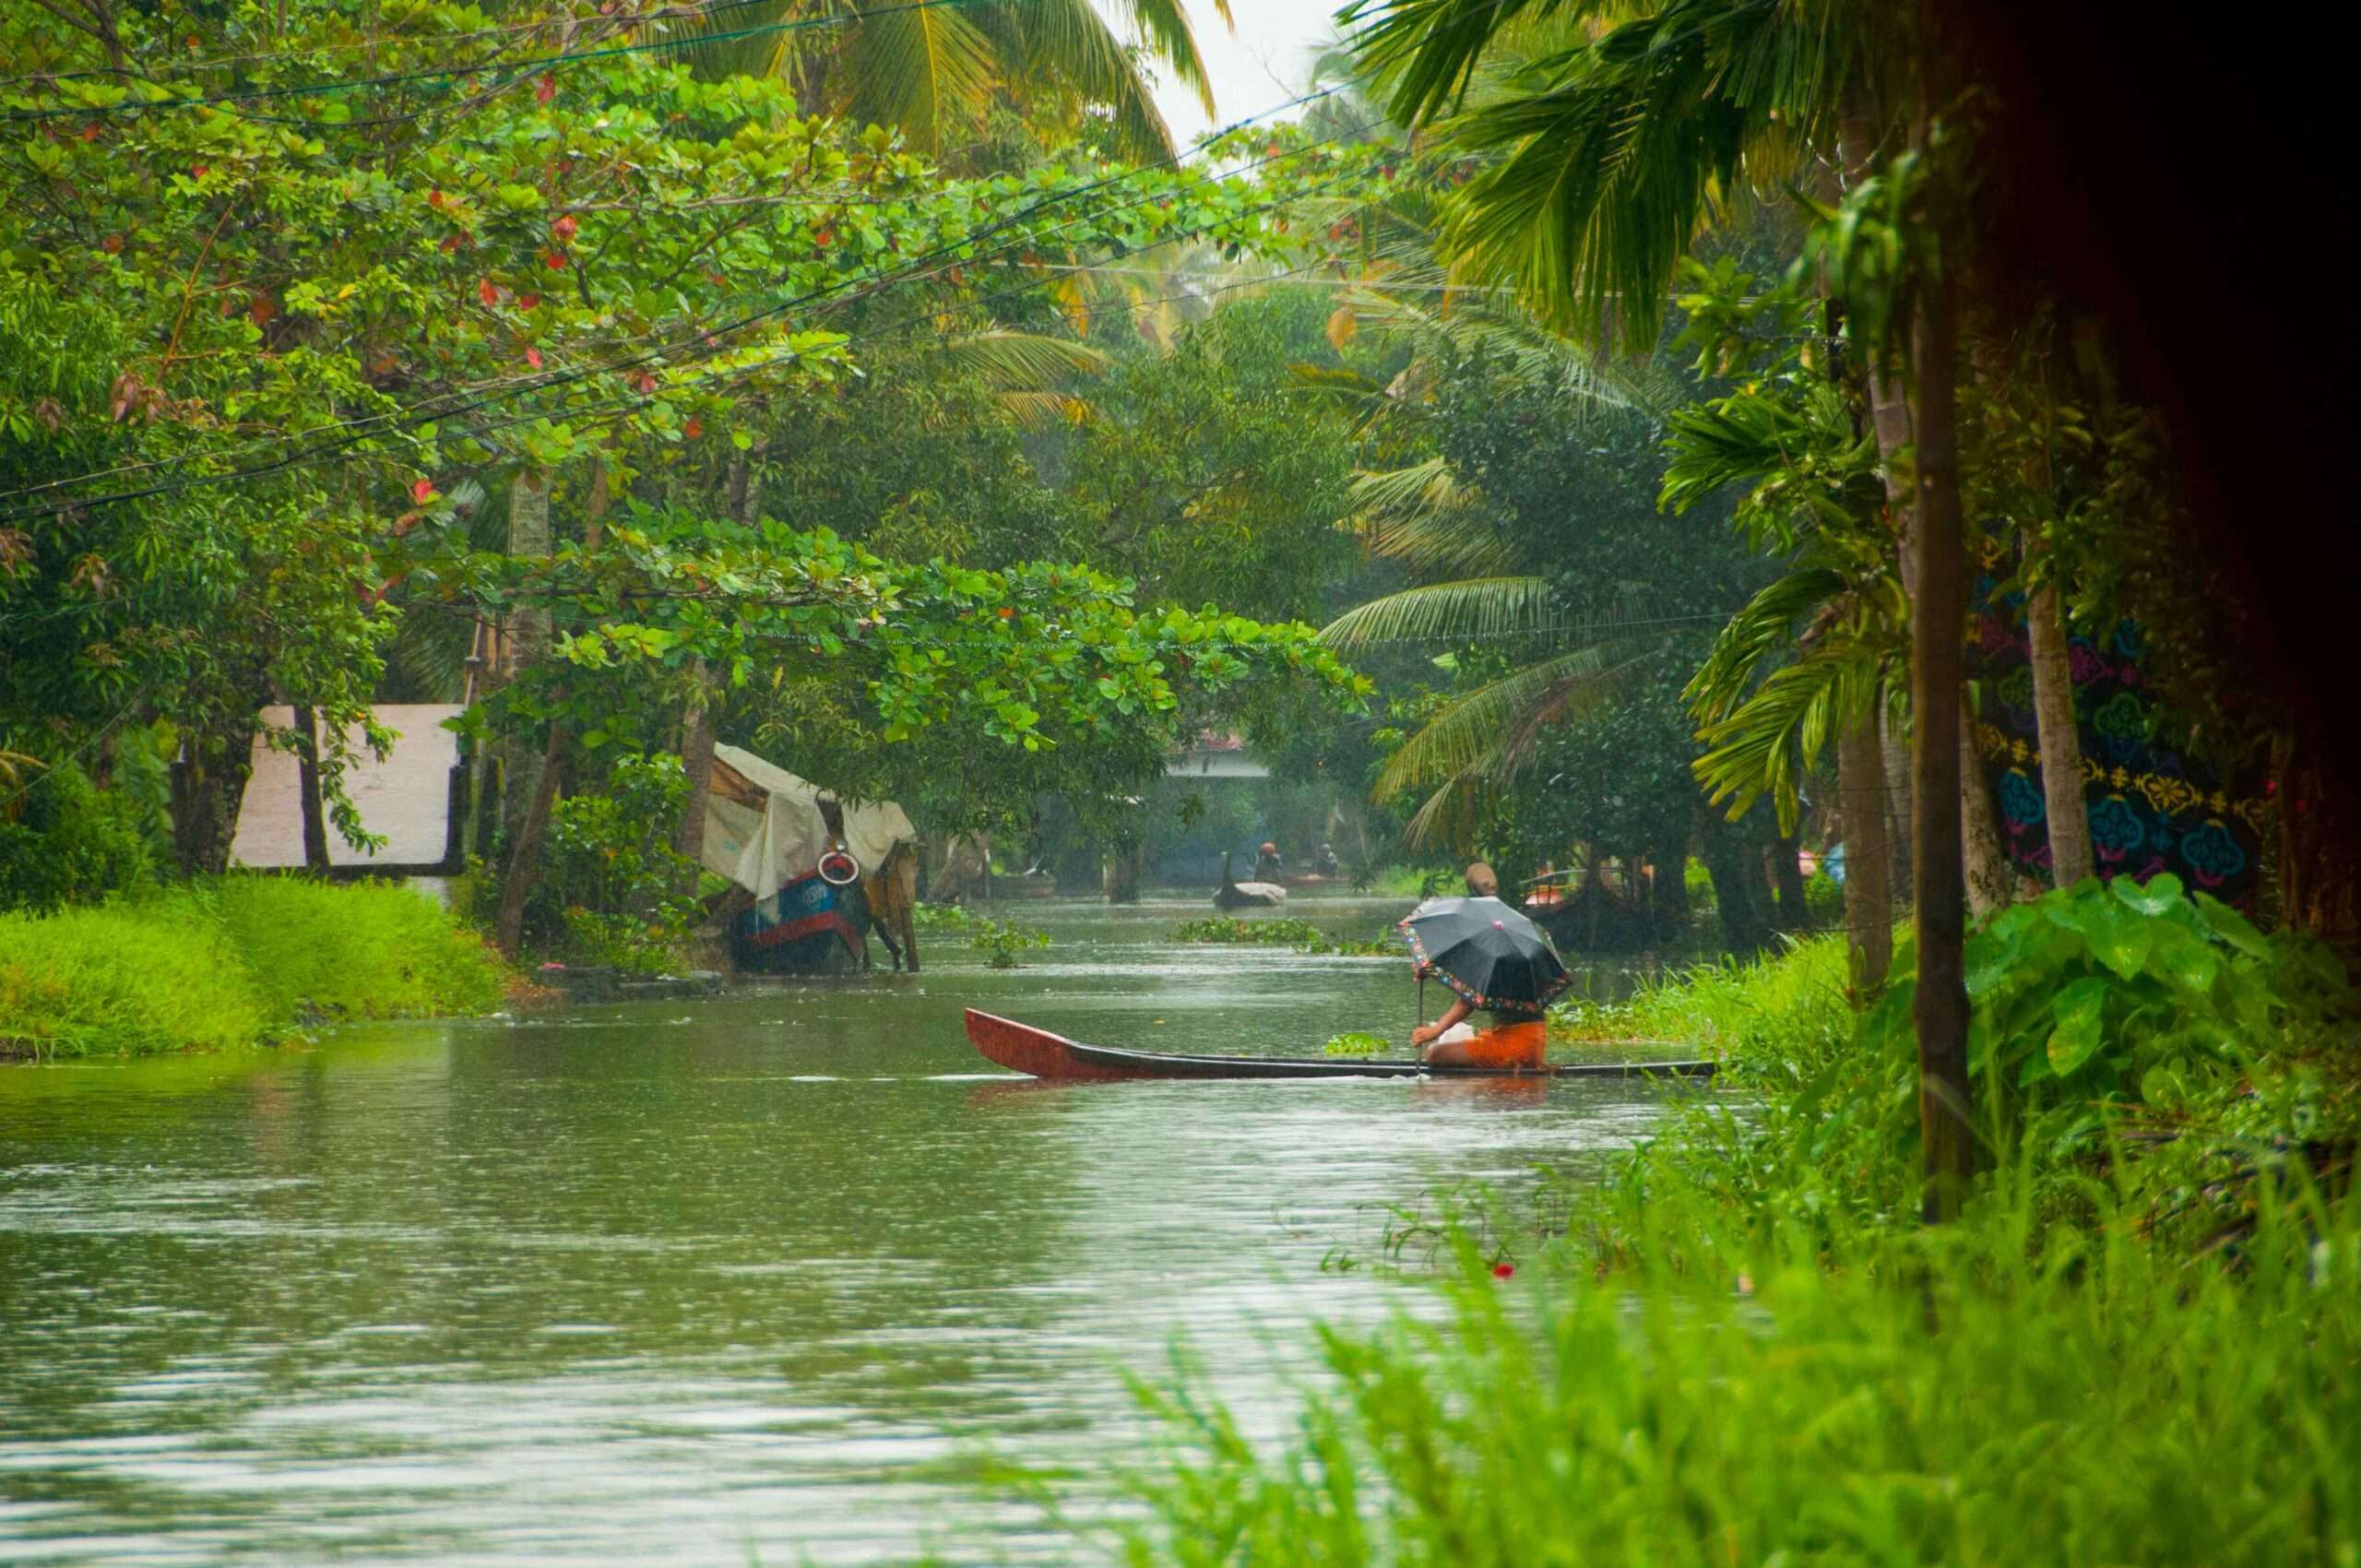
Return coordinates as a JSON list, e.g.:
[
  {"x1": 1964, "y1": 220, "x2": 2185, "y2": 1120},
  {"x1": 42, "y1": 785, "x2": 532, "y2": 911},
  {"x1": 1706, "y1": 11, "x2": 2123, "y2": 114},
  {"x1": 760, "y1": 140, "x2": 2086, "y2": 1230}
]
[{"x1": 0, "y1": 896, "x2": 1696, "y2": 1565}]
